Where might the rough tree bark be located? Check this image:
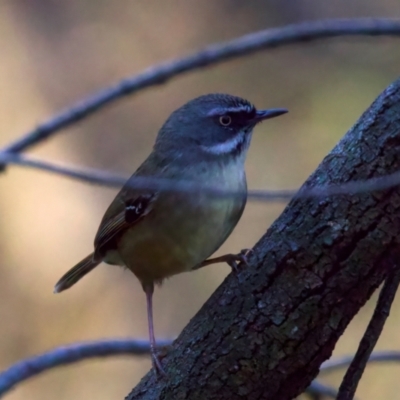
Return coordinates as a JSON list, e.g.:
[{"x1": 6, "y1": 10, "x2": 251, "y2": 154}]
[{"x1": 126, "y1": 78, "x2": 400, "y2": 400}]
